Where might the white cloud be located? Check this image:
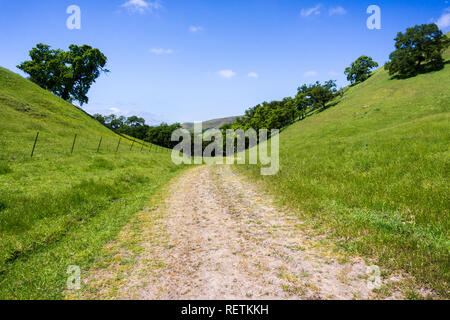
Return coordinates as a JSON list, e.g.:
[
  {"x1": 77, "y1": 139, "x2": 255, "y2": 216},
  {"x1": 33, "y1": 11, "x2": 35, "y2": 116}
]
[
  {"x1": 301, "y1": 4, "x2": 322, "y2": 17},
  {"x1": 189, "y1": 26, "x2": 204, "y2": 33},
  {"x1": 329, "y1": 6, "x2": 347, "y2": 16},
  {"x1": 121, "y1": 0, "x2": 162, "y2": 14},
  {"x1": 108, "y1": 107, "x2": 130, "y2": 116},
  {"x1": 150, "y1": 48, "x2": 173, "y2": 55},
  {"x1": 303, "y1": 71, "x2": 318, "y2": 77},
  {"x1": 247, "y1": 72, "x2": 259, "y2": 79},
  {"x1": 436, "y1": 8, "x2": 450, "y2": 29},
  {"x1": 217, "y1": 70, "x2": 236, "y2": 79}
]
